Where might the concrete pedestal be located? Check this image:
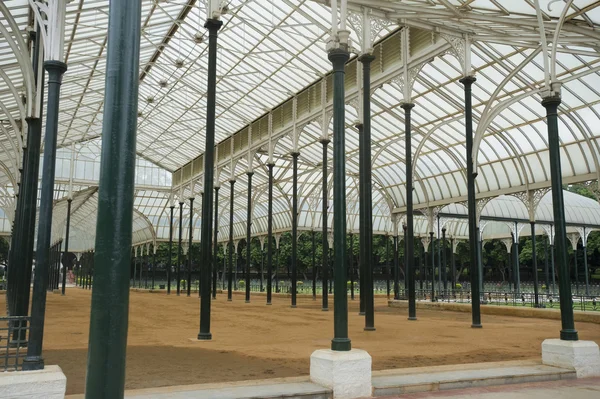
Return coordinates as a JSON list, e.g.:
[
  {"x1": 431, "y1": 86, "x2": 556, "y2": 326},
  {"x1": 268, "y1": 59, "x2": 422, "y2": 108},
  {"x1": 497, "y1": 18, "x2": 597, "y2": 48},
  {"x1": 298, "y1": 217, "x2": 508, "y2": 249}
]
[
  {"x1": 0, "y1": 365, "x2": 66, "y2": 398},
  {"x1": 542, "y1": 339, "x2": 600, "y2": 378},
  {"x1": 310, "y1": 349, "x2": 372, "y2": 399}
]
